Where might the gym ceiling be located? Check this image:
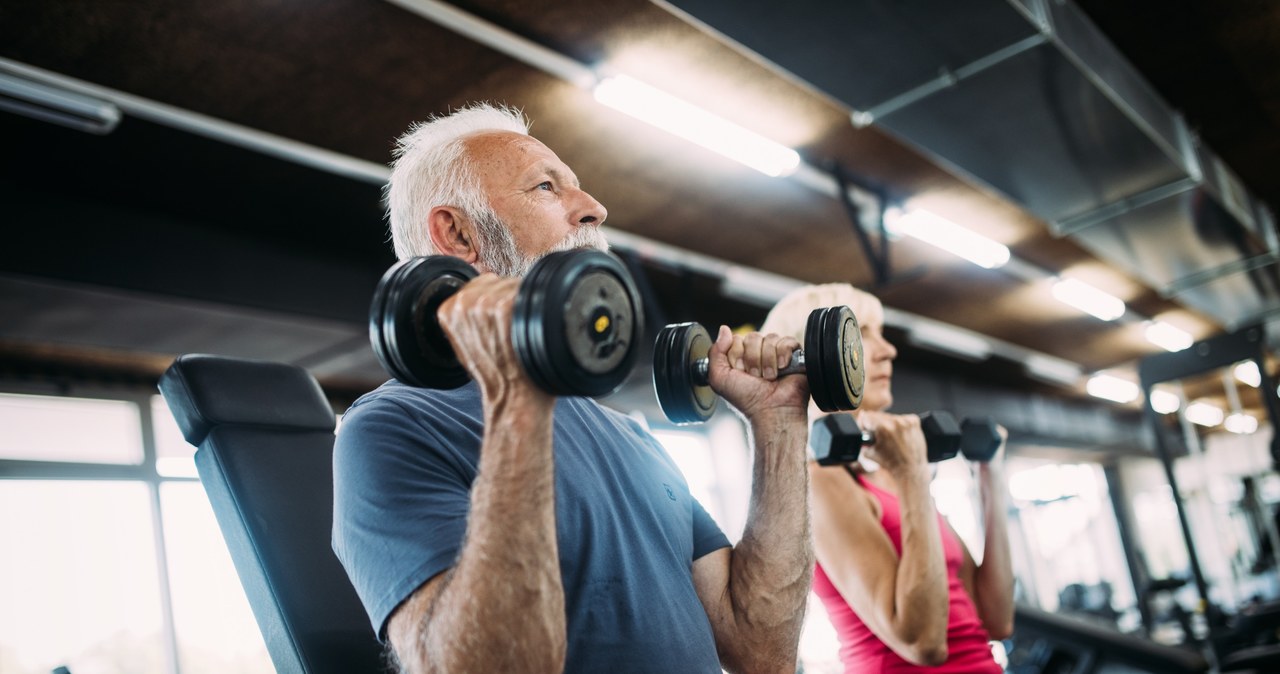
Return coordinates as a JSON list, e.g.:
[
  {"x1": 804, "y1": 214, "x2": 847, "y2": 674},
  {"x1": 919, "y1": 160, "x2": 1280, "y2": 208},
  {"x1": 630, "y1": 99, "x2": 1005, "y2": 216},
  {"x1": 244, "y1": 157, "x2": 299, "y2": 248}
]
[{"x1": 2, "y1": 0, "x2": 1278, "y2": 418}]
